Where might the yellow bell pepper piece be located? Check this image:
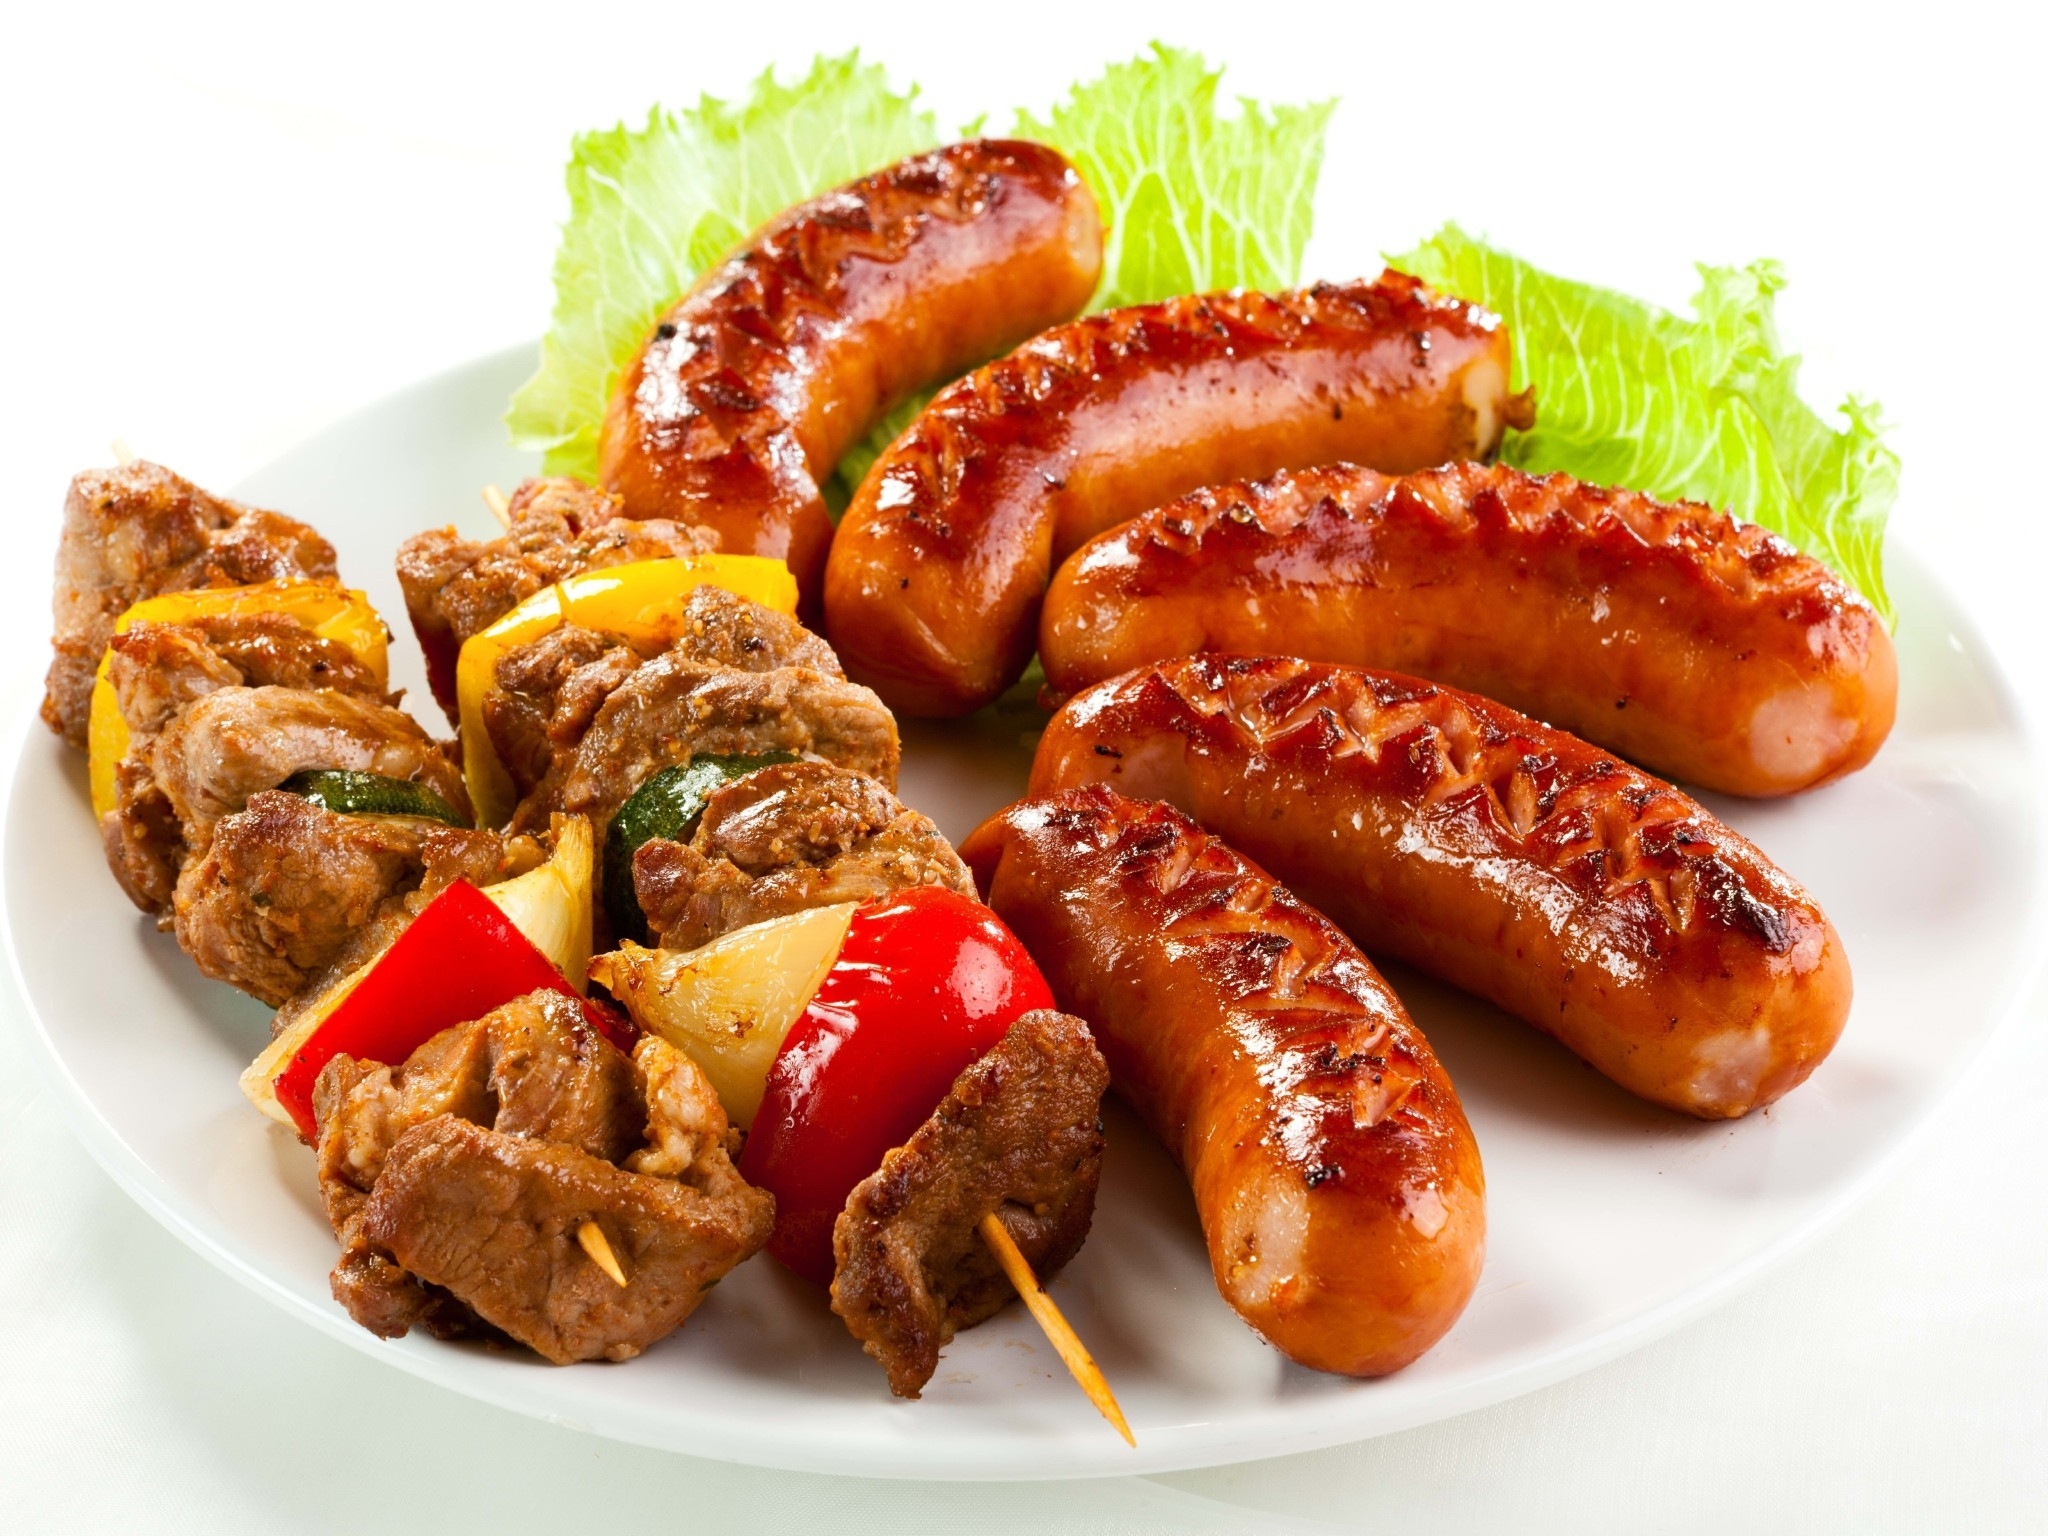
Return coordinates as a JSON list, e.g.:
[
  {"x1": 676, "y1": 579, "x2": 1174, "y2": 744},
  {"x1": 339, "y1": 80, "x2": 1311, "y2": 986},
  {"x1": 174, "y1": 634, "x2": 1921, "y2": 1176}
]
[
  {"x1": 456, "y1": 555, "x2": 798, "y2": 829},
  {"x1": 88, "y1": 581, "x2": 389, "y2": 821}
]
